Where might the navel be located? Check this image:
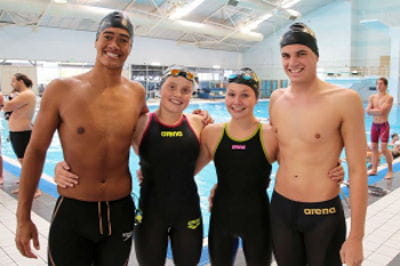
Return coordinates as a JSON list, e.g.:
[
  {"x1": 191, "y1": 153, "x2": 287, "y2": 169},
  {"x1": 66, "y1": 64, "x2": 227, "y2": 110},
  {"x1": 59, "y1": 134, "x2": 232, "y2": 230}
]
[
  {"x1": 77, "y1": 127, "x2": 85, "y2": 134},
  {"x1": 315, "y1": 133, "x2": 321, "y2": 139}
]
